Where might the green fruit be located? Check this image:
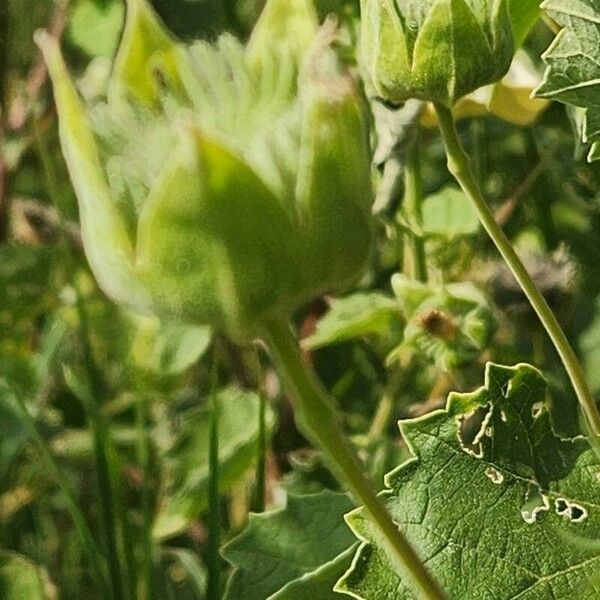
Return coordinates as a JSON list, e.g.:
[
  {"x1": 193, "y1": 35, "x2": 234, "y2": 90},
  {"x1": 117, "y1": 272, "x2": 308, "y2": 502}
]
[{"x1": 360, "y1": 0, "x2": 514, "y2": 106}]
